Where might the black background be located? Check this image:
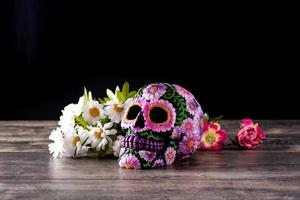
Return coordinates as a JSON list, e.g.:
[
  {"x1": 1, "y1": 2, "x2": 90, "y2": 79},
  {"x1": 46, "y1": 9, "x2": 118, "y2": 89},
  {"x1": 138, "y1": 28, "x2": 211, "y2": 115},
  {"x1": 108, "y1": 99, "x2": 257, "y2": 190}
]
[{"x1": 1, "y1": 1, "x2": 299, "y2": 120}]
